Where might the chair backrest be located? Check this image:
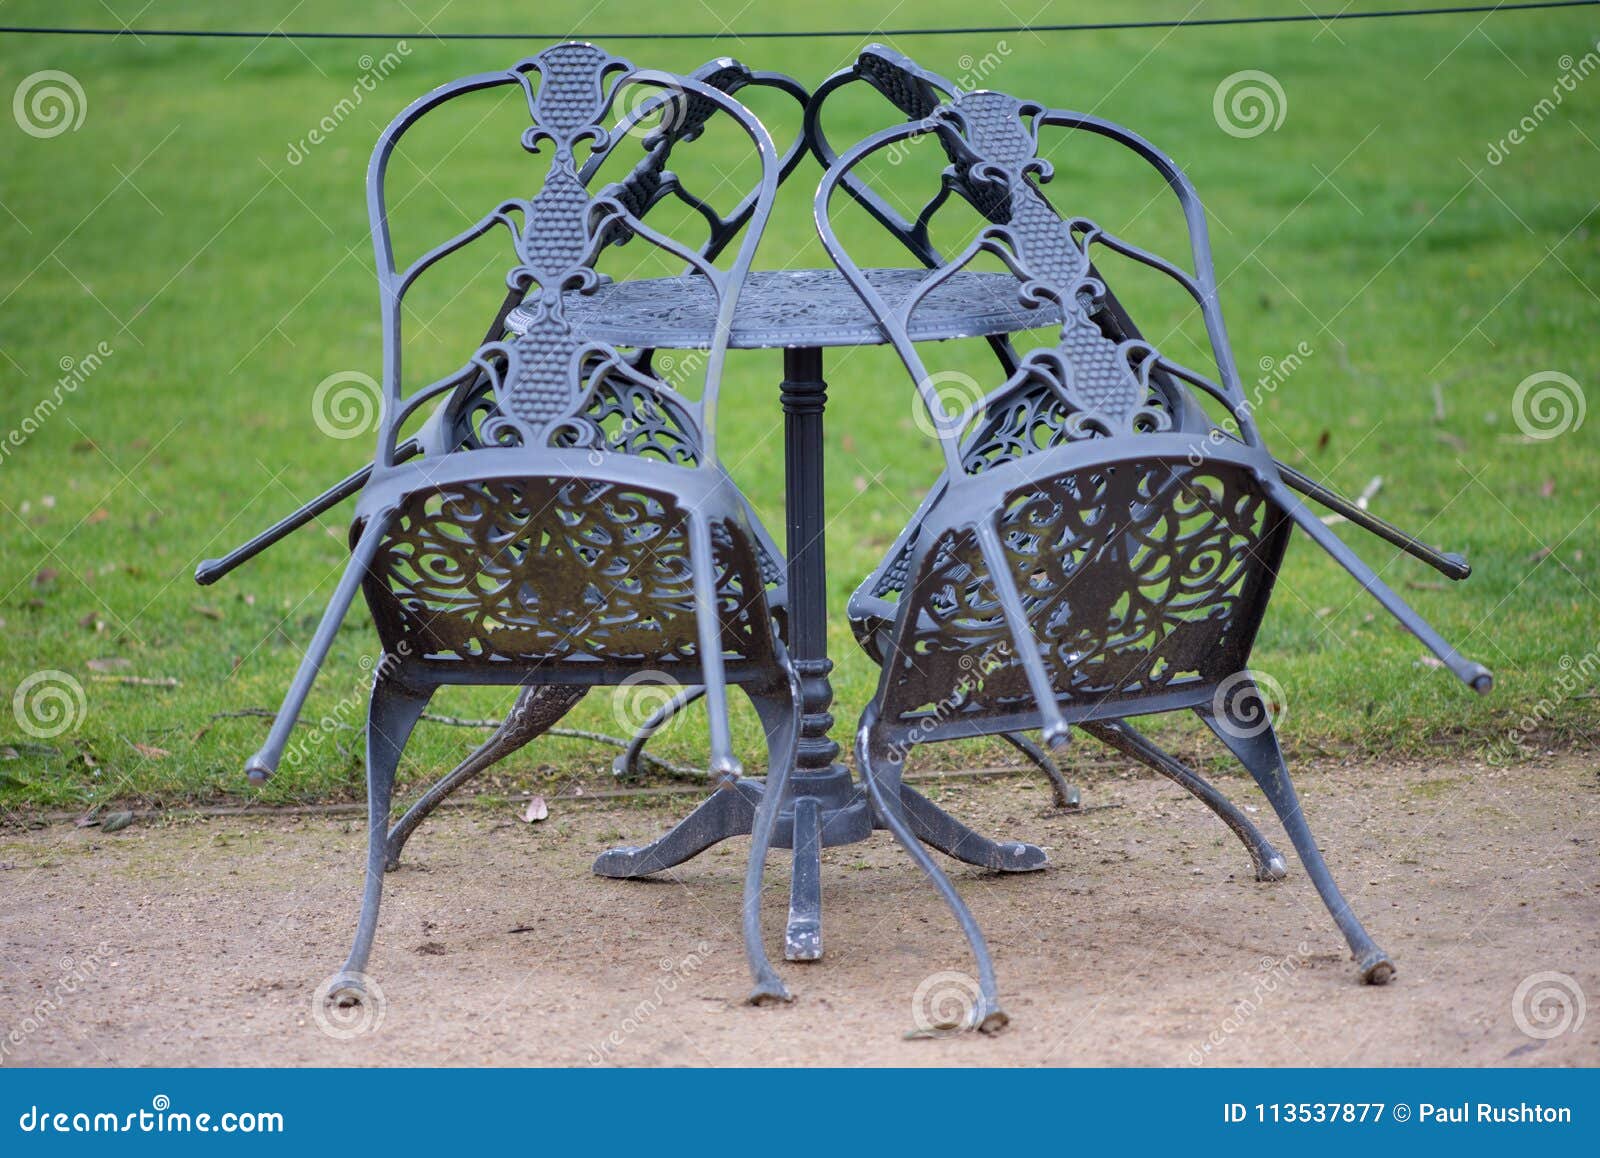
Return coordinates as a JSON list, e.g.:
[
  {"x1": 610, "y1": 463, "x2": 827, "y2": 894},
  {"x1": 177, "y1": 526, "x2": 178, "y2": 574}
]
[
  {"x1": 355, "y1": 43, "x2": 786, "y2": 676},
  {"x1": 366, "y1": 41, "x2": 785, "y2": 472},
  {"x1": 815, "y1": 72, "x2": 1290, "y2": 740}
]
